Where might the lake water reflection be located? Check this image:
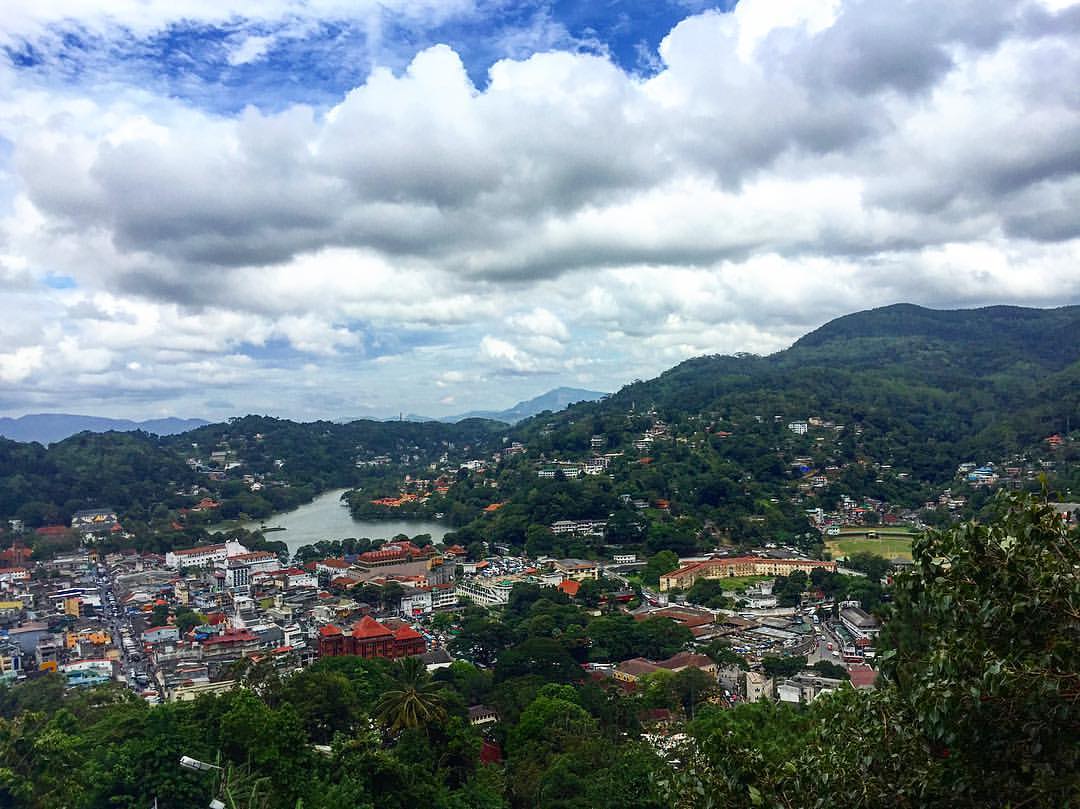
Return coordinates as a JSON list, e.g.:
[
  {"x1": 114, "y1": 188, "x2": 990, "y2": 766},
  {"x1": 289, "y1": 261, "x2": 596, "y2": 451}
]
[{"x1": 236, "y1": 488, "x2": 450, "y2": 557}]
